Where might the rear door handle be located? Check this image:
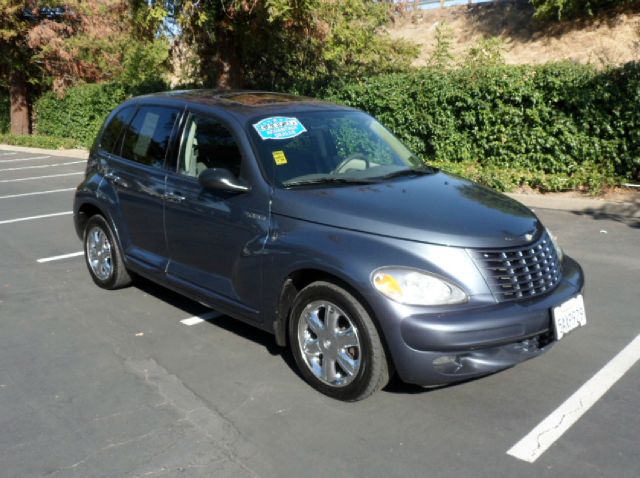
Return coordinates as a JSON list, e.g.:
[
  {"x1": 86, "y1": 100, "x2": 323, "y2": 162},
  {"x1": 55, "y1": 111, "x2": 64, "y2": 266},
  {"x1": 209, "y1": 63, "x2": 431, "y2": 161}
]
[
  {"x1": 164, "y1": 191, "x2": 186, "y2": 203},
  {"x1": 104, "y1": 171, "x2": 128, "y2": 188}
]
